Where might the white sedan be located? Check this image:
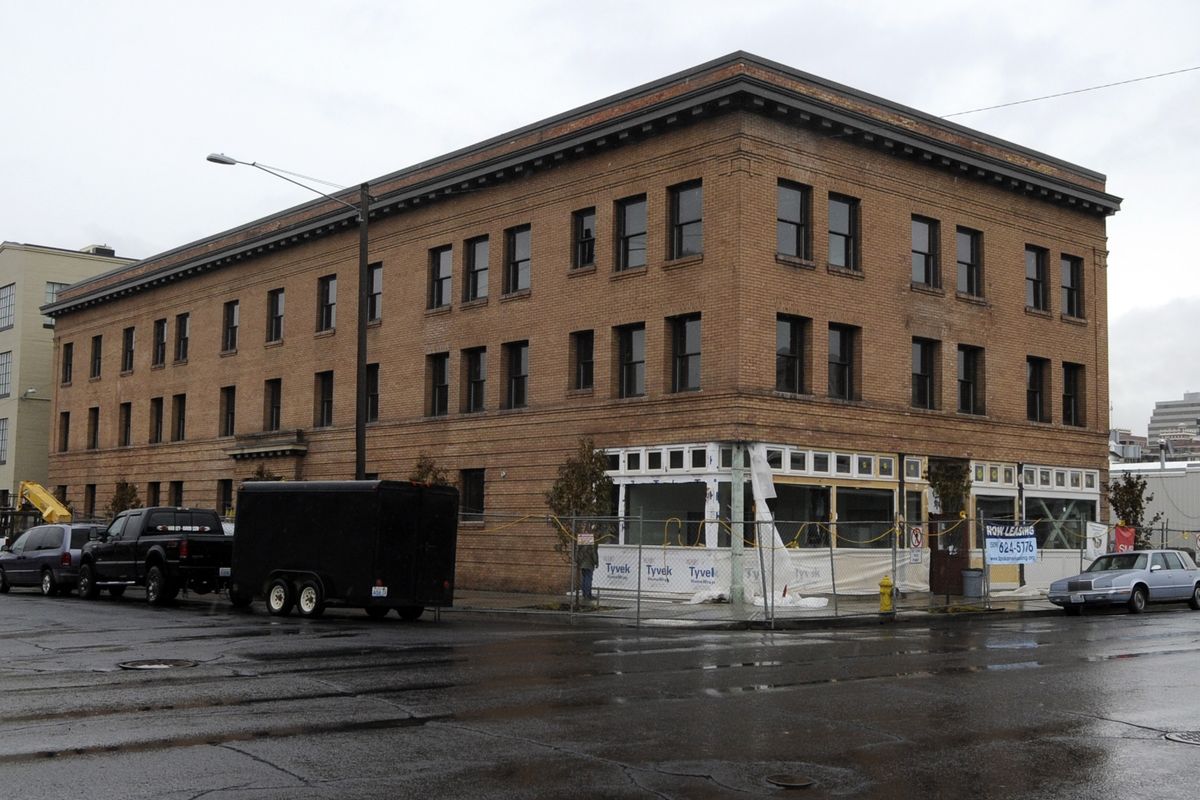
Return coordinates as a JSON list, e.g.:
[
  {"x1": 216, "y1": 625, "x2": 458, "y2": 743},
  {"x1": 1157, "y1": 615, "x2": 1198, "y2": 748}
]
[{"x1": 1047, "y1": 550, "x2": 1200, "y2": 615}]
